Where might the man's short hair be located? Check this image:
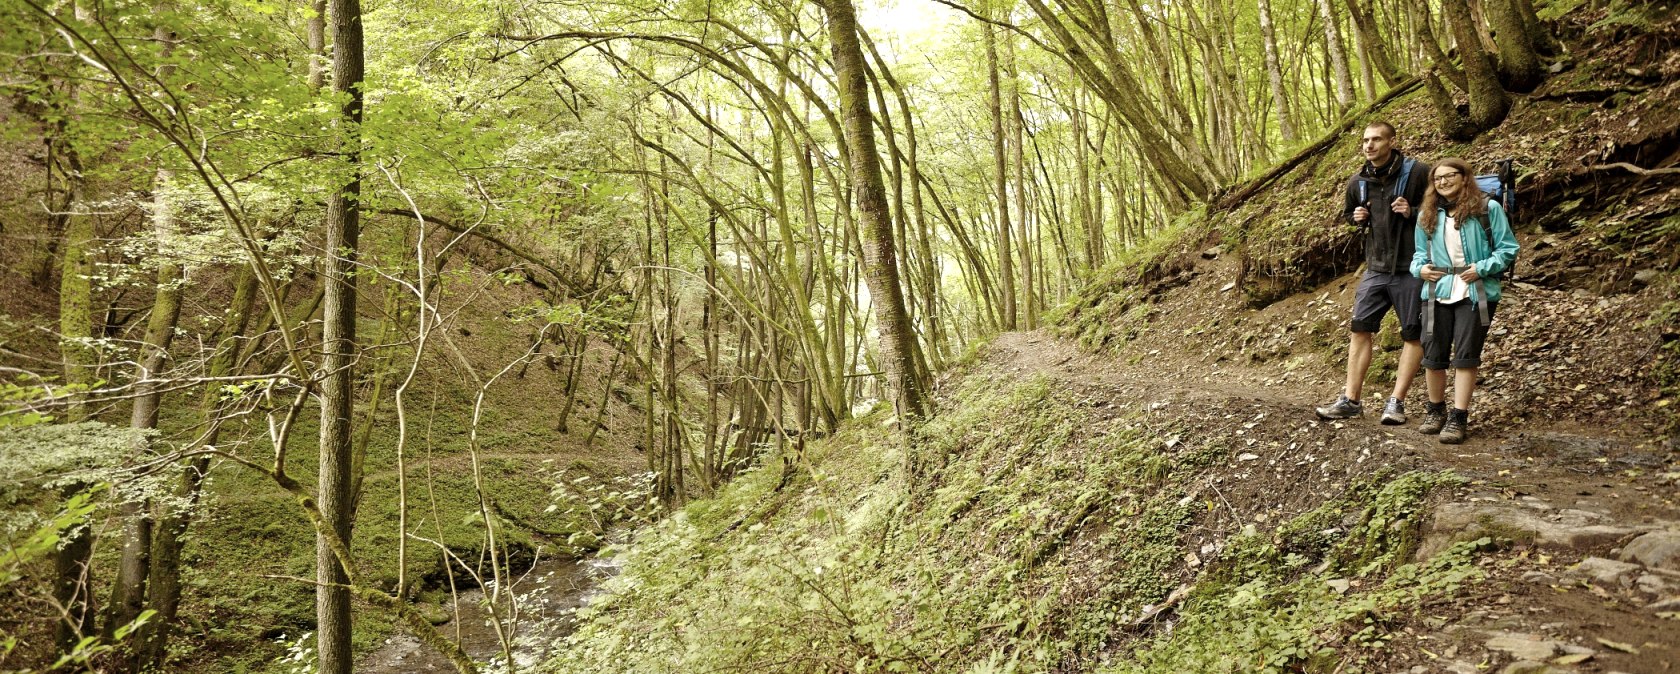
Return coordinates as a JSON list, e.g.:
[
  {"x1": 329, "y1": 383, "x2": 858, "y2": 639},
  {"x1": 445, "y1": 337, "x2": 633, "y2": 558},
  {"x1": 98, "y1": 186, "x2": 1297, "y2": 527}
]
[{"x1": 1366, "y1": 121, "x2": 1397, "y2": 139}]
